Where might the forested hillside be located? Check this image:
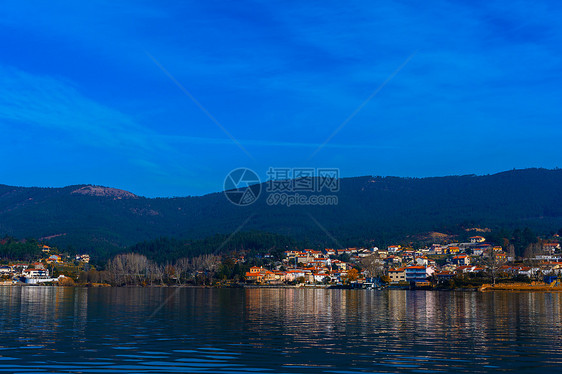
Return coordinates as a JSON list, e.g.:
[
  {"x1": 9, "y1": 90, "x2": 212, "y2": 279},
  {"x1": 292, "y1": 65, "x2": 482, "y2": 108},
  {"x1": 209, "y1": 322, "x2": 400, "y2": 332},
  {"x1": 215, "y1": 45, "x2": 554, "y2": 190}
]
[{"x1": 1, "y1": 168, "x2": 561, "y2": 259}]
